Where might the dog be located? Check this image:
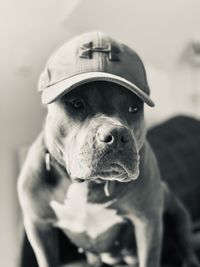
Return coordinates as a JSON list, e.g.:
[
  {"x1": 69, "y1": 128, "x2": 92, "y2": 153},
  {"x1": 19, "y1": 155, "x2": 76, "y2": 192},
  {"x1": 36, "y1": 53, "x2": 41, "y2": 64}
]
[{"x1": 18, "y1": 32, "x2": 199, "y2": 267}]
